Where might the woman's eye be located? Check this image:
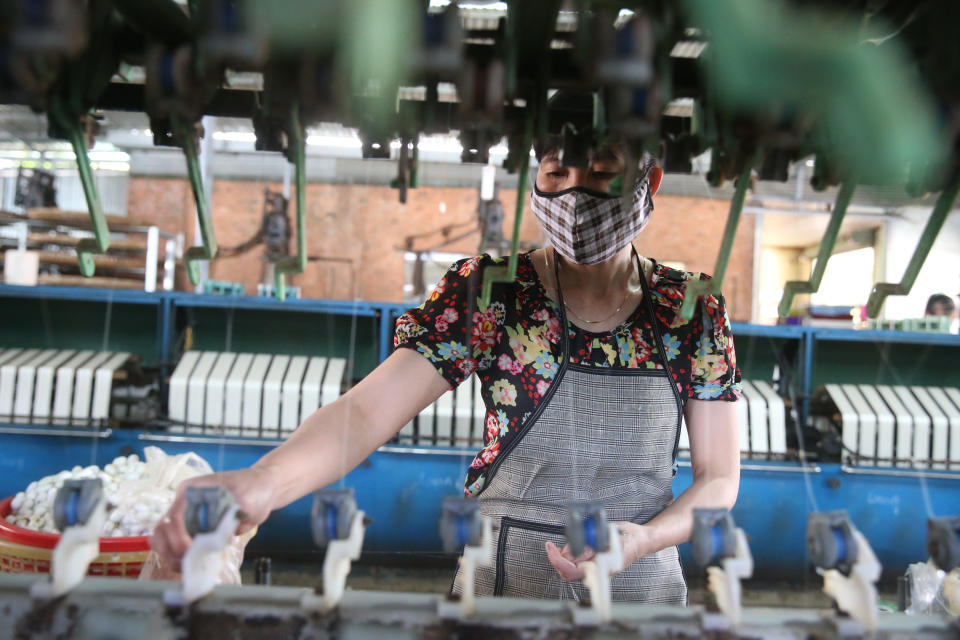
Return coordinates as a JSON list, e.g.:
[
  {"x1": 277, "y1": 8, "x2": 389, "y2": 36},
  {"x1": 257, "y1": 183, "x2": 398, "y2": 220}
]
[{"x1": 547, "y1": 171, "x2": 566, "y2": 178}]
